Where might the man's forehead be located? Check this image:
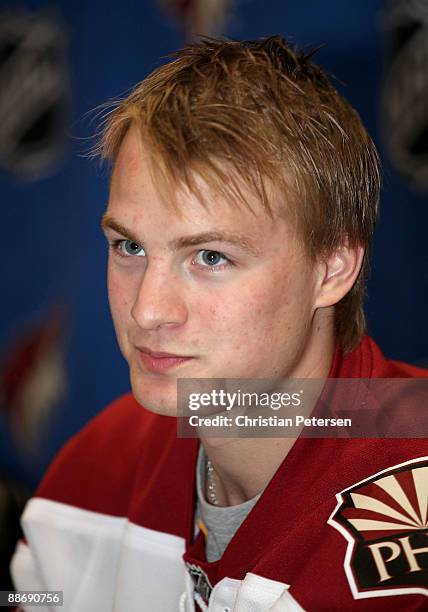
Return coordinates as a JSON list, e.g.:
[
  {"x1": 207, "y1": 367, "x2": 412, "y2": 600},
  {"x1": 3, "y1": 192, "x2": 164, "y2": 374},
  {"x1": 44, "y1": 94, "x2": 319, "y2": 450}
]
[{"x1": 109, "y1": 126, "x2": 295, "y2": 243}]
